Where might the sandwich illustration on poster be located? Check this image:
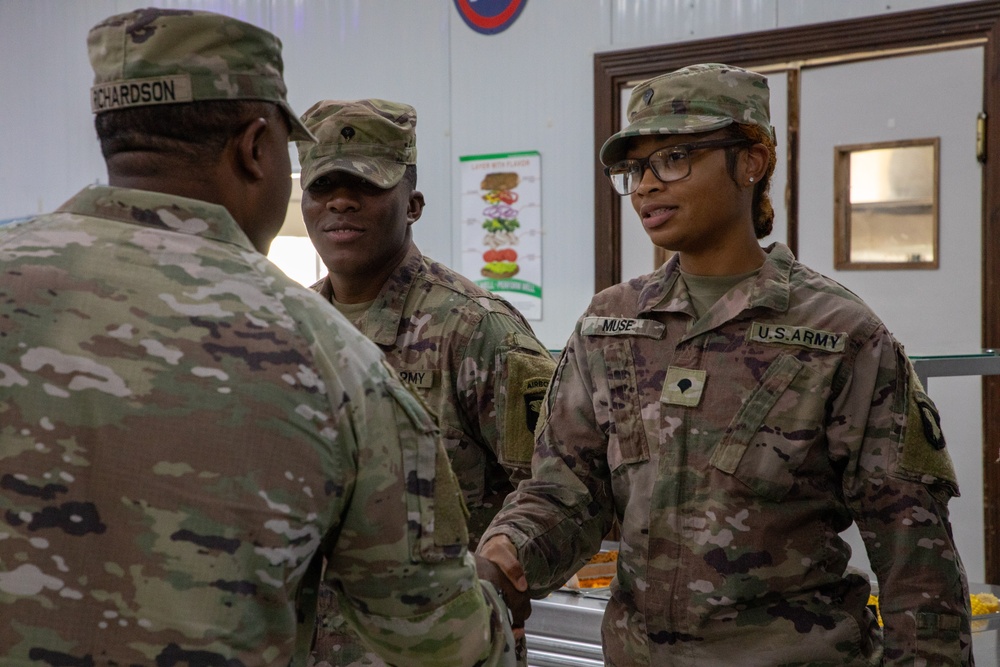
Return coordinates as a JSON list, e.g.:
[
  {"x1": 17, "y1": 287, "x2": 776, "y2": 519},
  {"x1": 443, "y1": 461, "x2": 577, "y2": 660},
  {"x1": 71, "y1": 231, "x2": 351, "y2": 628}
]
[{"x1": 459, "y1": 151, "x2": 542, "y2": 319}]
